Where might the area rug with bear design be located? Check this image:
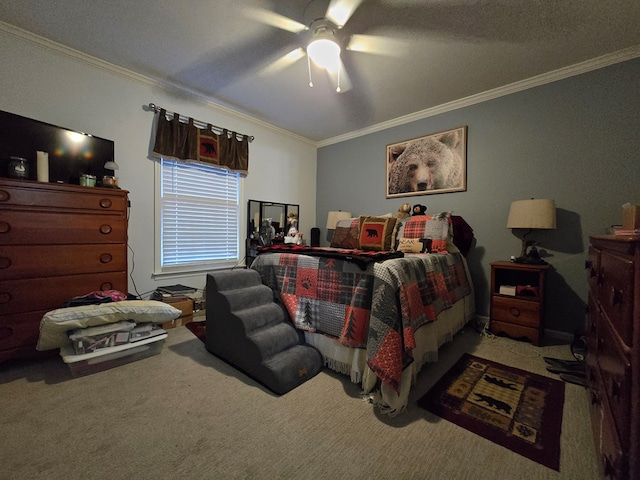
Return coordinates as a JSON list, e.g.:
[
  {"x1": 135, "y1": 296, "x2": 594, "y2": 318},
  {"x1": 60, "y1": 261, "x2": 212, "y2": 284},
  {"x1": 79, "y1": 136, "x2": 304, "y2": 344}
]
[{"x1": 418, "y1": 353, "x2": 565, "y2": 471}]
